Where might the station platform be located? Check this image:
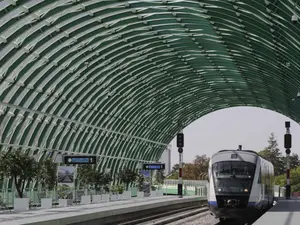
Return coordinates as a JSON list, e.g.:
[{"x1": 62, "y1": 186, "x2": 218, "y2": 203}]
[
  {"x1": 0, "y1": 195, "x2": 206, "y2": 225},
  {"x1": 253, "y1": 197, "x2": 300, "y2": 225}
]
